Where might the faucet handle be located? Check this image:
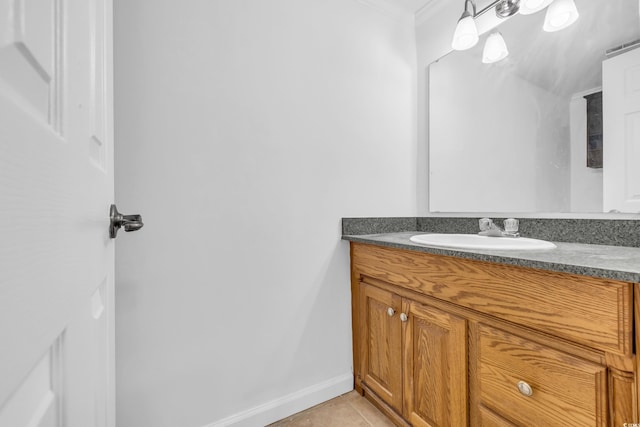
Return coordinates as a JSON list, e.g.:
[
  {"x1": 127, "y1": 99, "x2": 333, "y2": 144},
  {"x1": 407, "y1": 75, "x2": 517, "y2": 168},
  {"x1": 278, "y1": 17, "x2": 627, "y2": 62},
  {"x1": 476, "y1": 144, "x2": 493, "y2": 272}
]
[
  {"x1": 479, "y1": 218, "x2": 494, "y2": 231},
  {"x1": 504, "y1": 218, "x2": 519, "y2": 234}
]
